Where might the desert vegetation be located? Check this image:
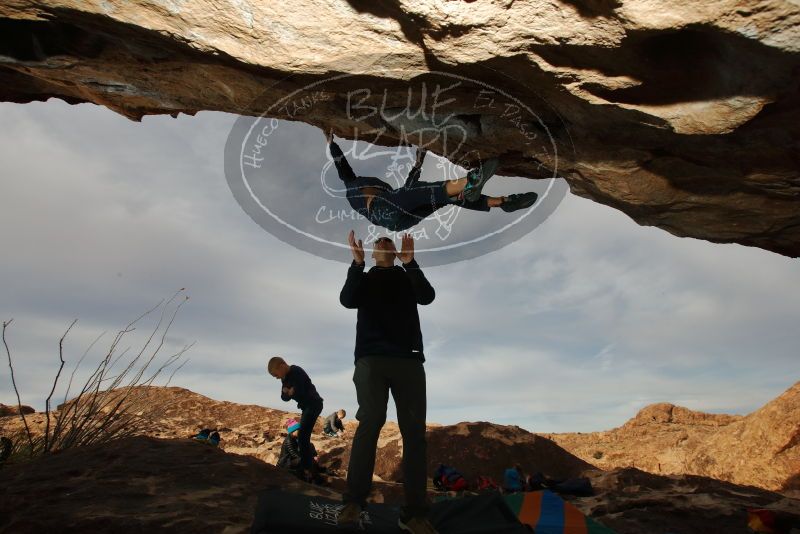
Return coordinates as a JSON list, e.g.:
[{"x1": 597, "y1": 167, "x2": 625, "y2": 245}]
[{"x1": 1, "y1": 289, "x2": 192, "y2": 463}]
